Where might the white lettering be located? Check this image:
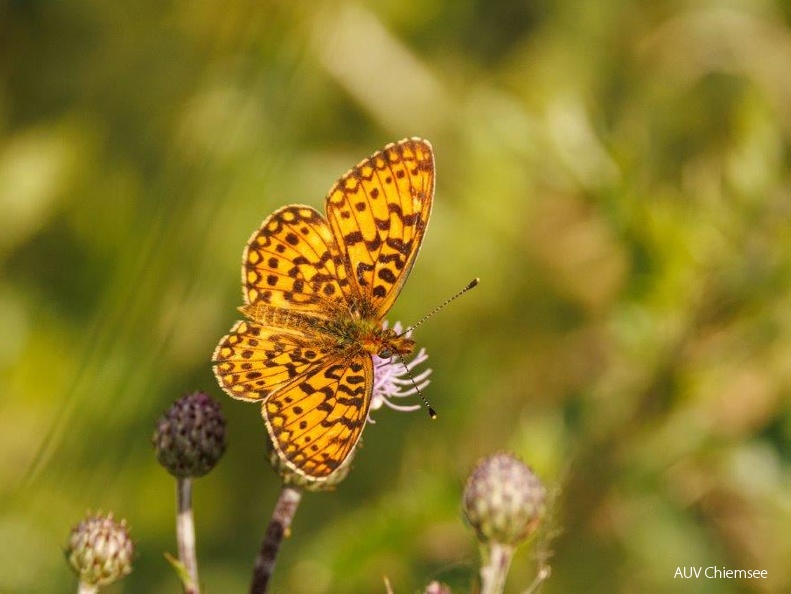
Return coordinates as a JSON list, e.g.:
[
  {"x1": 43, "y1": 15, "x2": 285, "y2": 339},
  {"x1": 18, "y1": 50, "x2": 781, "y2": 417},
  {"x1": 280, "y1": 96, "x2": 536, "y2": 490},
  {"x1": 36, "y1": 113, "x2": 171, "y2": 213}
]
[{"x1": 702, "y1": 567, "x2": 768, "y2": 579}]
